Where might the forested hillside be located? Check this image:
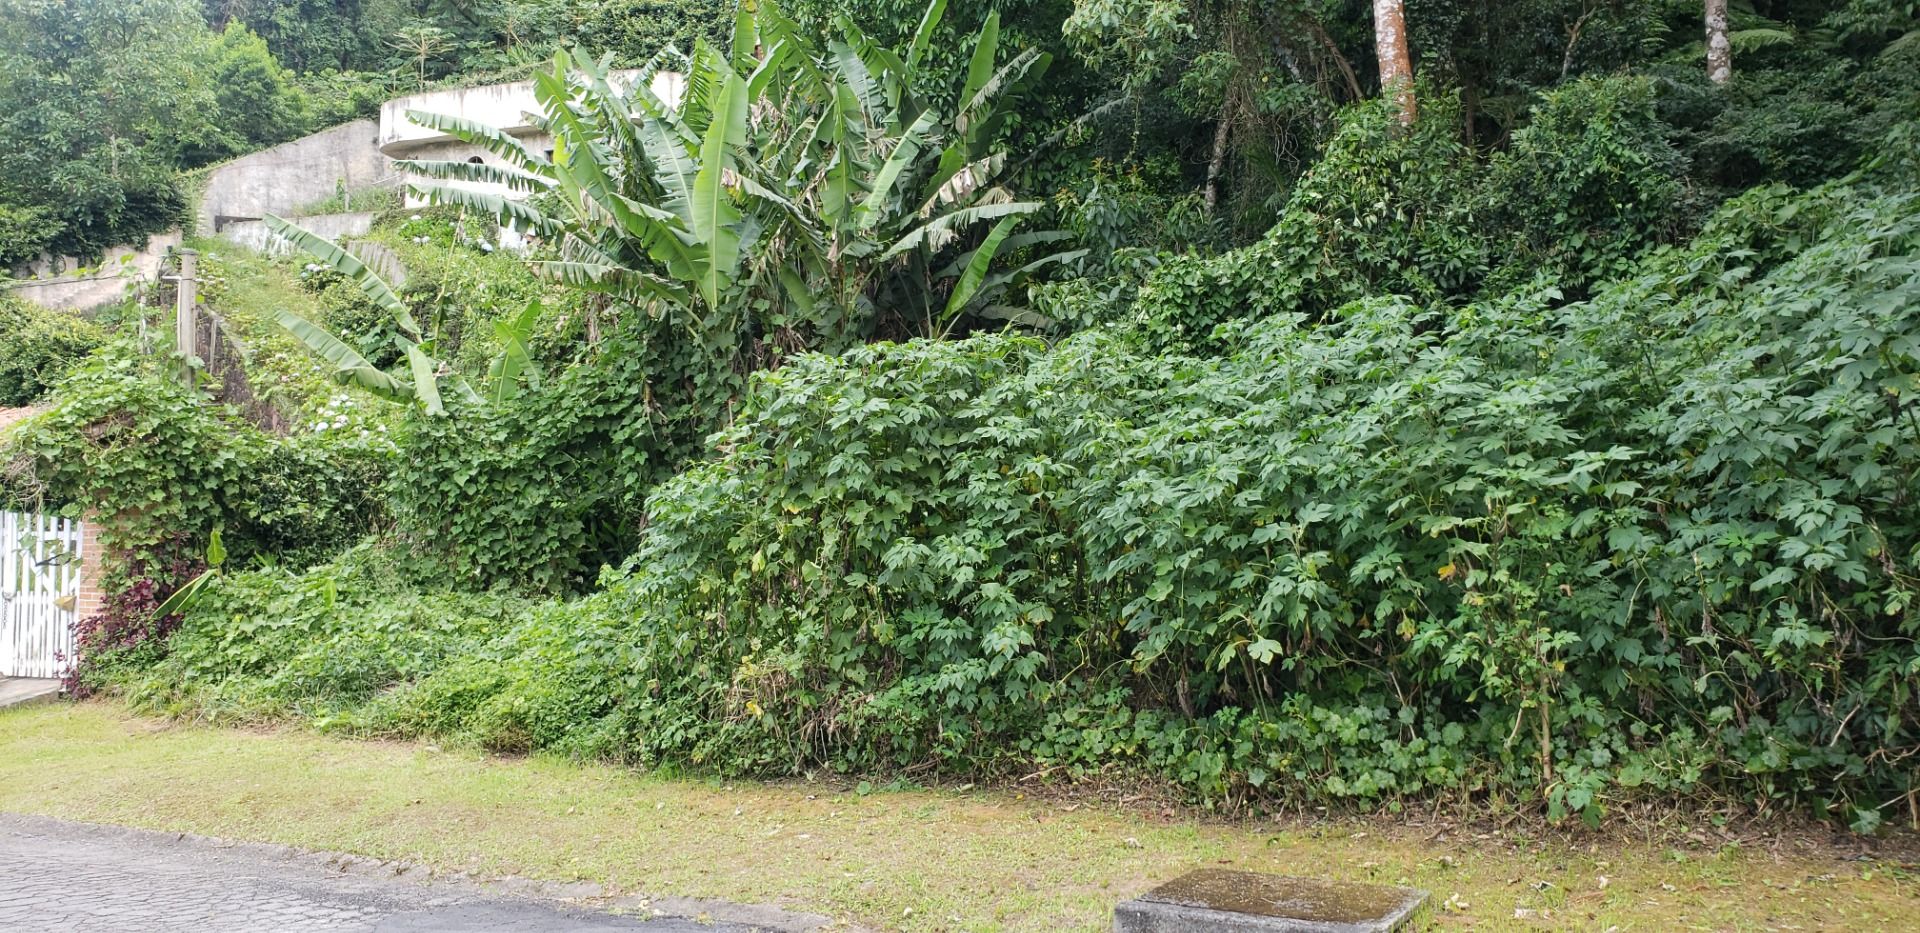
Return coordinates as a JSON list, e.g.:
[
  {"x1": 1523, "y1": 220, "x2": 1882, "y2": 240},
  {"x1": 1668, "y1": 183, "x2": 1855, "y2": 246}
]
[{"x1": 4, "y1": 0, "x2": 1919, "y2": 833}]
